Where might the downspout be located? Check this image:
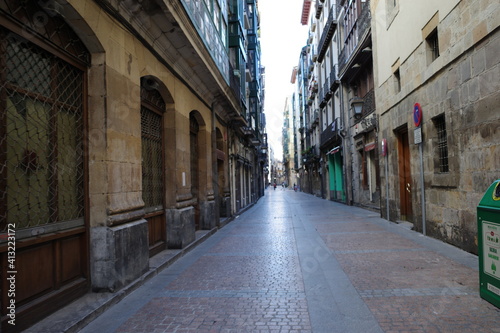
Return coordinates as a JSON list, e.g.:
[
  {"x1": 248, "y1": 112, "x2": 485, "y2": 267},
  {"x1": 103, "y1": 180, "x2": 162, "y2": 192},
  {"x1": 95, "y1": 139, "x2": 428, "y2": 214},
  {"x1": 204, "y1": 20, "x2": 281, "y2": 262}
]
[
  {"x1": 211, "y1": 101, "x2": 219, "y2": 225},
  {"x1": 338, "y1": 83, "x2": 352, "y2": 205}
]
